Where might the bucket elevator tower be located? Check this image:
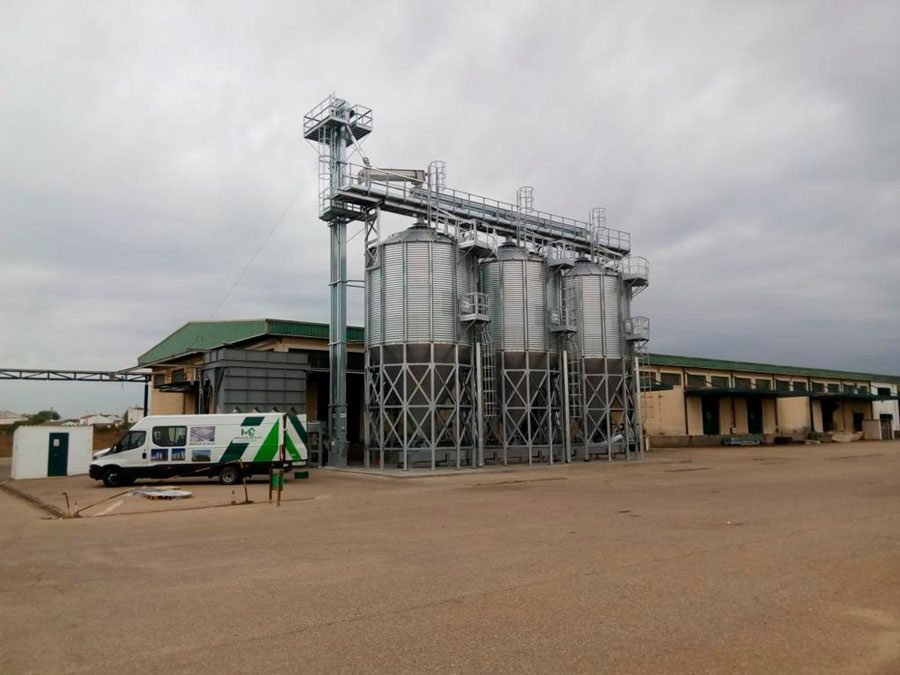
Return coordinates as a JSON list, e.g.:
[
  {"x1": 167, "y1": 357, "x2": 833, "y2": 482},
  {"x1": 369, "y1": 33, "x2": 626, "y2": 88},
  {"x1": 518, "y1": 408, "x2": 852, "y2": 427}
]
[{"x1": 304, "y1": 94, "x2": 649, "y2": 468}]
